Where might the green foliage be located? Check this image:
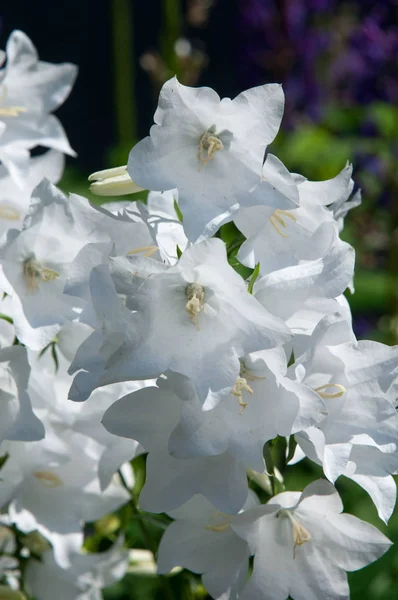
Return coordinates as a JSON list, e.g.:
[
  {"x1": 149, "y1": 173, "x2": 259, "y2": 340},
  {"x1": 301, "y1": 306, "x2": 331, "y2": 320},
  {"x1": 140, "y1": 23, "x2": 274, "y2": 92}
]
[
  {"x1": 174, "y1": 198, "x2": 183, "y2": 223},
  {"x1": 248, "y1": 262, "x2": 260, "y2": 294}
]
